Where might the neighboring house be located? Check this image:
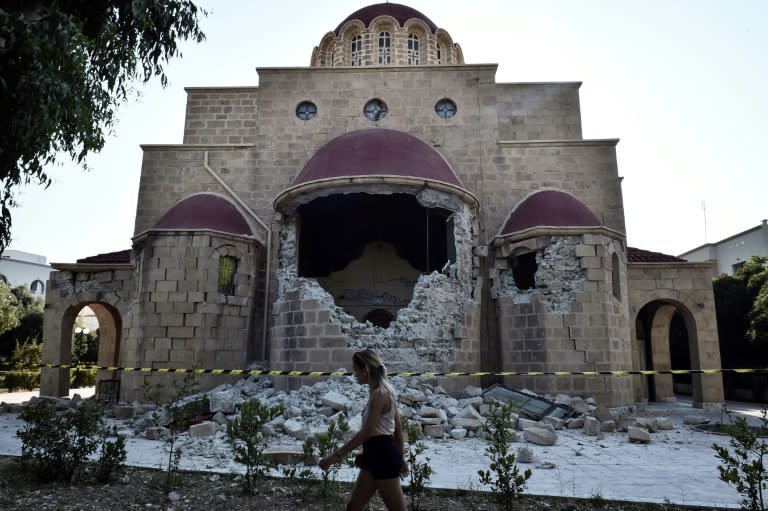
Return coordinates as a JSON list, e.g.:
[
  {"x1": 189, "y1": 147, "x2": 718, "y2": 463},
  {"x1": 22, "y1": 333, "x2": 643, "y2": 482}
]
[
  {"x1": 679, "y1": 220, "x2": 768, "y2": 275},
  {"x1": 41, "y1": 2, "x2": 724, "y2": 410},
  {"x1": 0, "y1": 249, "x2": 50, "y2": 296}
]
